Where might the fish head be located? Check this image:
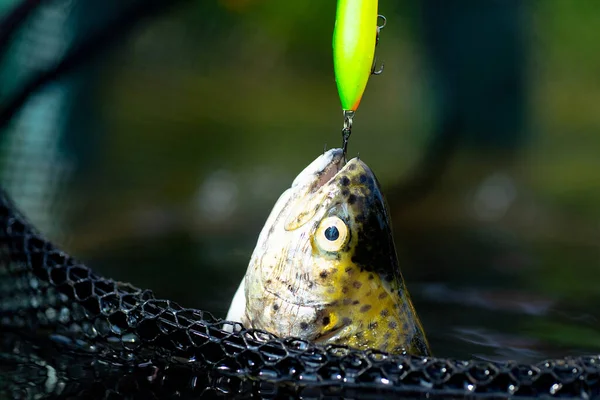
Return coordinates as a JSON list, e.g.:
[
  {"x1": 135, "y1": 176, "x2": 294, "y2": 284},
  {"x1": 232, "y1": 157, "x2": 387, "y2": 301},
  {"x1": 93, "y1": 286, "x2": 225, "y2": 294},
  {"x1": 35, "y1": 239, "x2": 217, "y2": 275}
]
[
  {"x1": 241, "y1": 148, "x2": 429, "y2": 355},
  {"x1": 301, "y1": 155, "x2": 398, "y2": 282}
]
